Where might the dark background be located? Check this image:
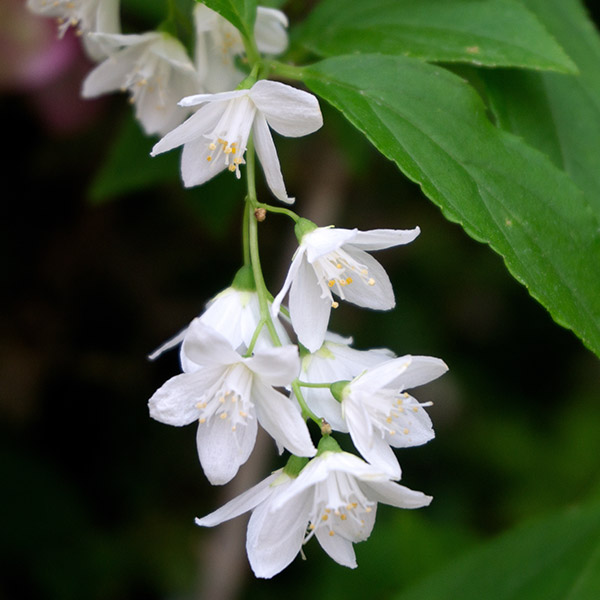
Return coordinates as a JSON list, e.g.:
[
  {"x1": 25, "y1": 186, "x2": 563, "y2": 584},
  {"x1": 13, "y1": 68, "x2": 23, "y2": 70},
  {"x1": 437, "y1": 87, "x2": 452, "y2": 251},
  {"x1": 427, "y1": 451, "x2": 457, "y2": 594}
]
[{"x1": 2, "y1": 1, "x2": 600, "y2": 599}]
